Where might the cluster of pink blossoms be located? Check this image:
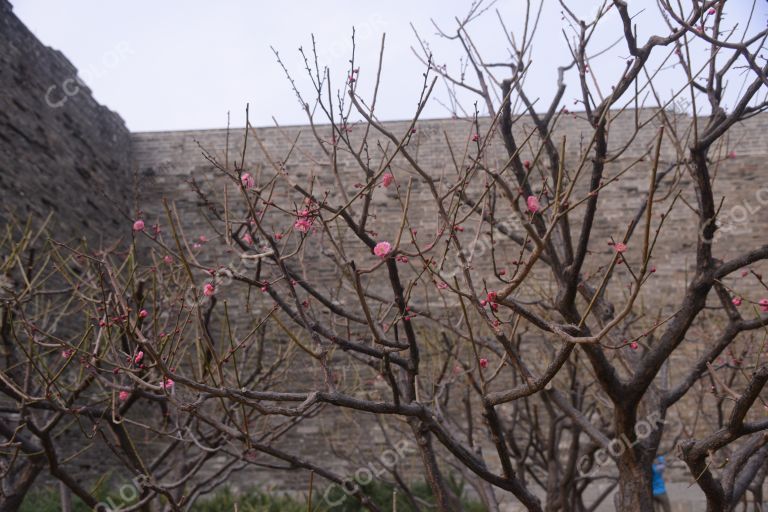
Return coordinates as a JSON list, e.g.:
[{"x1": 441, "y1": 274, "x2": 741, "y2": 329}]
[
  {"x1": 294, "y1": 208, "x2": 315, "y2": 234},
  {"x1": 480, "y1": 291, "x2": 499, "y2": 312},
  {"x1": 730, "y1": 297, "x2": 768, "y2": 311}
]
